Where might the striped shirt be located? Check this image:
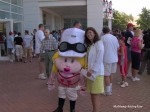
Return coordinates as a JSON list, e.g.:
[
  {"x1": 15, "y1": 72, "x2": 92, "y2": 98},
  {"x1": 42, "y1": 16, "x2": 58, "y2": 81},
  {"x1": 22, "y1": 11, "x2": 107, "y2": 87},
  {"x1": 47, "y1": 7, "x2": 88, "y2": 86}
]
[{"x1": 40, "y1": 35, "x2": 58, "y2": 53}]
